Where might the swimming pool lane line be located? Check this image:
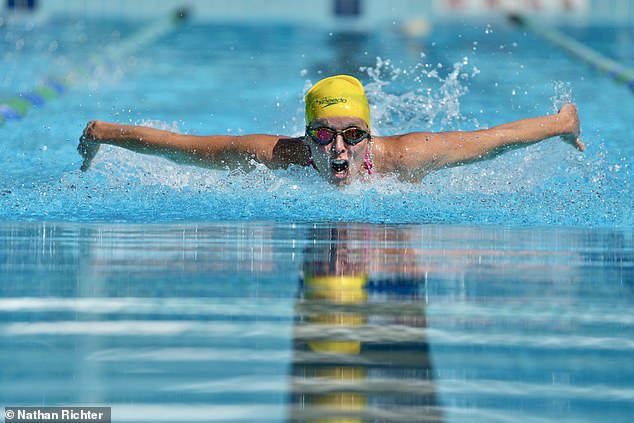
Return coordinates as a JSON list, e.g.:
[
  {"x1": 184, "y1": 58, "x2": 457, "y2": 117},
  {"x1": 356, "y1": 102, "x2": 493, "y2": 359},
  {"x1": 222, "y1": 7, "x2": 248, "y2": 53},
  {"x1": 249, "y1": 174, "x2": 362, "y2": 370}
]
[
  {"x1": 509, "y1": 14, "x2": 634, "y2": 93},
  {"x1": 0, "y1": 7, "x2": 189, "y2": 127}
]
